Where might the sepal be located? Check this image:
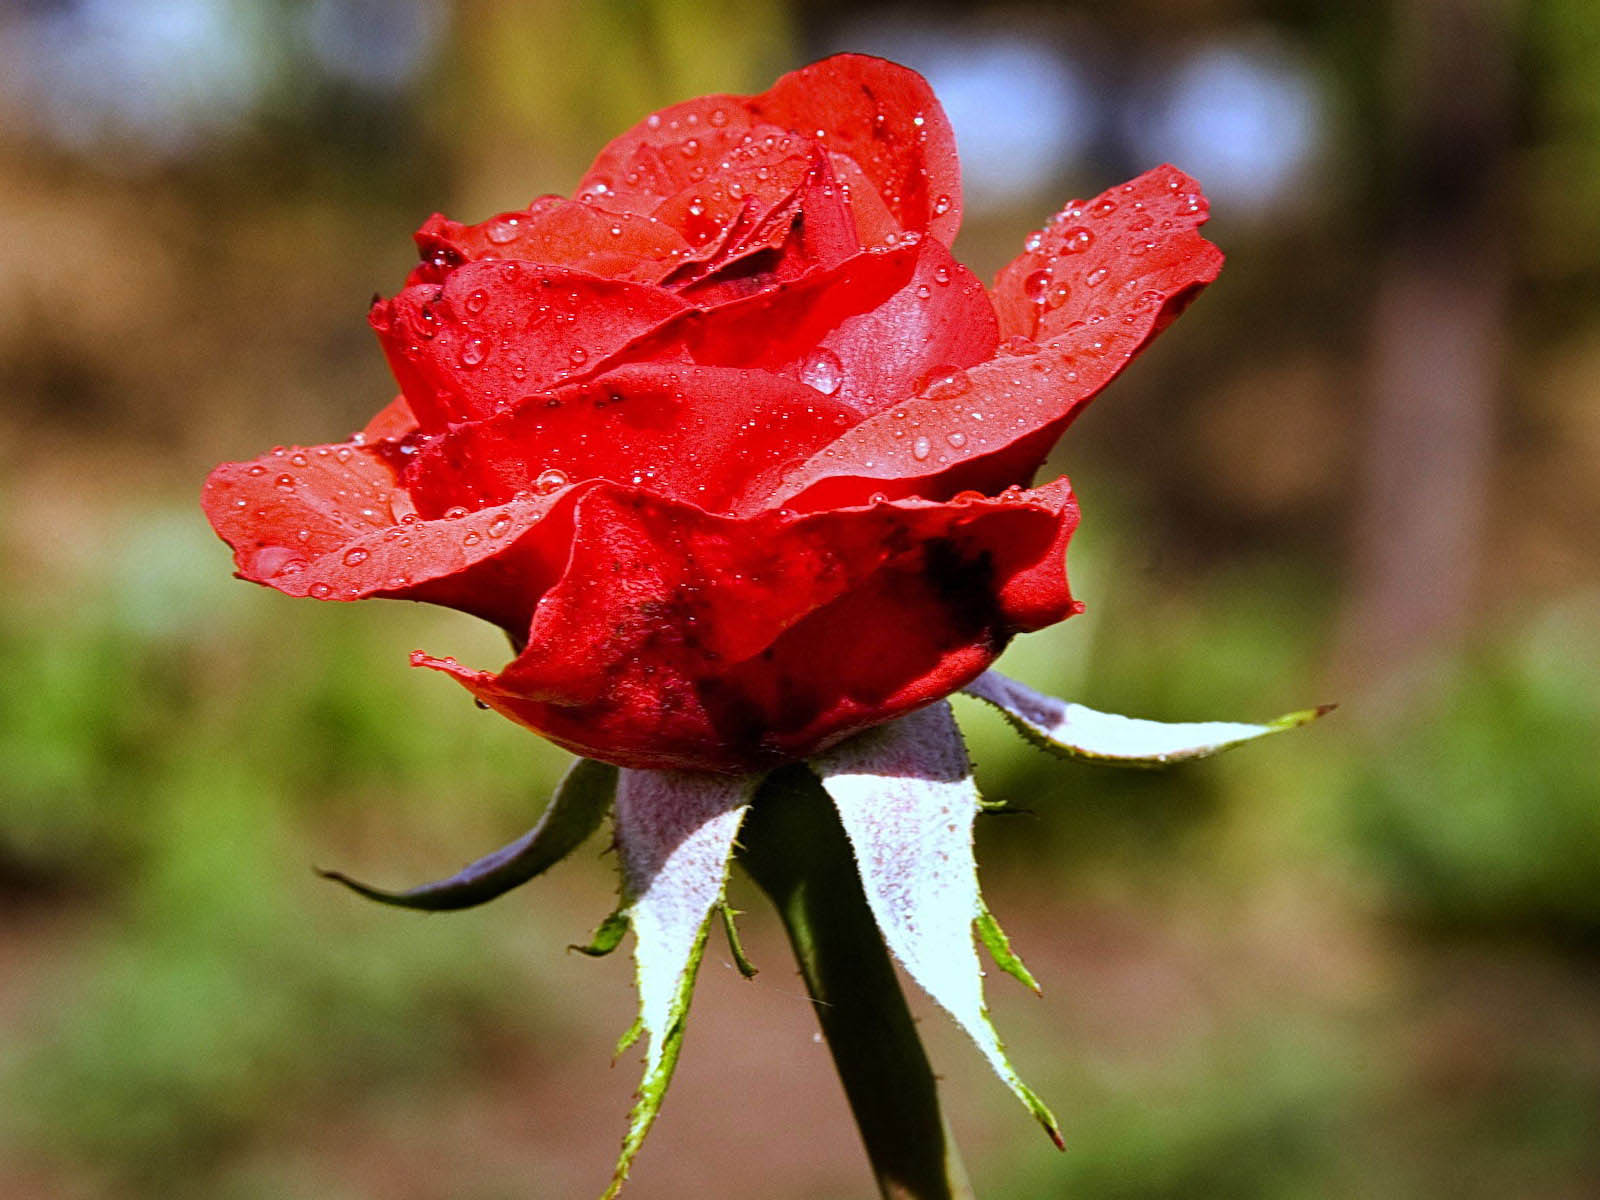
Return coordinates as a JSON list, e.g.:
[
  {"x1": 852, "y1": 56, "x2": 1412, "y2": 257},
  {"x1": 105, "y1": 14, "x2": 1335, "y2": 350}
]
[
  {"x1": 317, "y1": 758, "x2": 617, "y2": 910},
  {"x1": 964, "y1": 670, "x2": 1331, "y2": 767}
]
